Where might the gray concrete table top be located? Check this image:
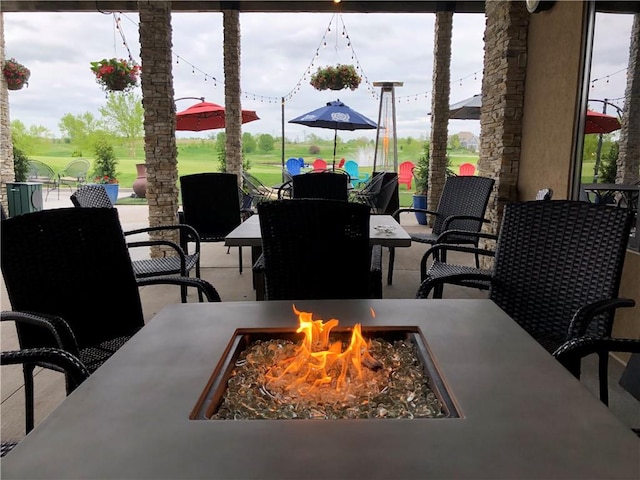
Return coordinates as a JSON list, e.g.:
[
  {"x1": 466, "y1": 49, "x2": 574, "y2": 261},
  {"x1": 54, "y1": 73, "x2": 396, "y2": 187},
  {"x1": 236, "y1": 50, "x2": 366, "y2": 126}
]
[
  {"x1": 3, "y1": 299, "x2": 638, "y2": 479},
  {"x1": 225, "y1": 214, "x2": 412, "y2": 248}
]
